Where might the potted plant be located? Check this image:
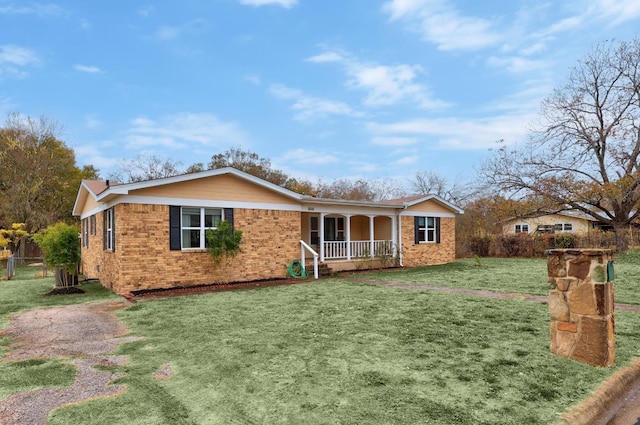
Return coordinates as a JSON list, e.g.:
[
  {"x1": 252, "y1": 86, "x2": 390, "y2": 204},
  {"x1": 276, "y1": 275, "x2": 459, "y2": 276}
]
[{"x1": 33, "y1": 222, "x2": 81, "y2": 291}]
